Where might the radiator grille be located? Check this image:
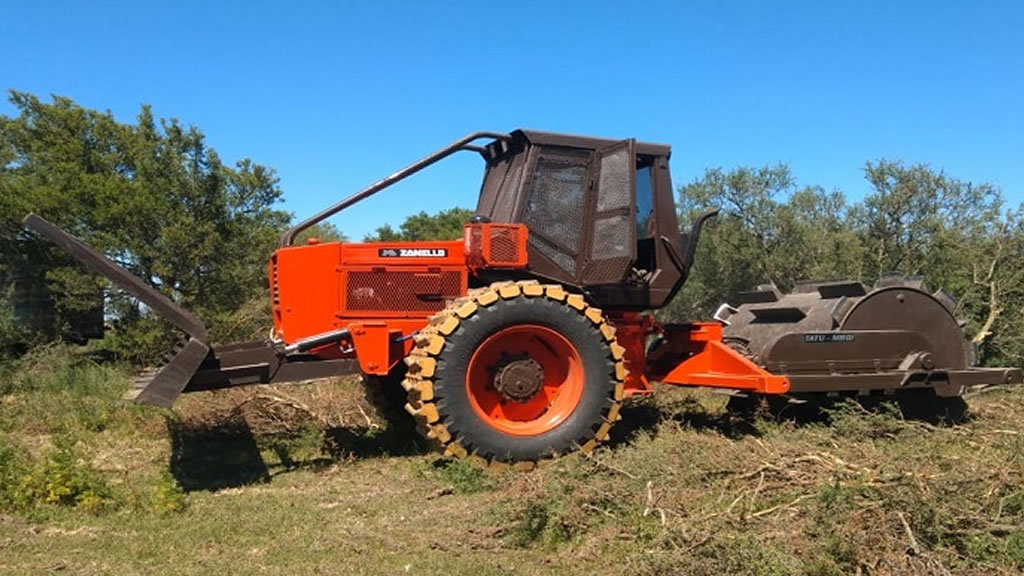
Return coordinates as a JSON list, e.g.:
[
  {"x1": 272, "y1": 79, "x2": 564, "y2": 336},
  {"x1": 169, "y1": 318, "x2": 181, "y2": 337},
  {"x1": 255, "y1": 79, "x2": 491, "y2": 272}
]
[
  {"x1": 468, "y1": 226, "x2": 484, "y2": 267},
  {"x1": 466, "y1": 224, "x2": 525, "y2": 268},
  {"x1": 345, "y1": 270, "x2": 462, "y2": 313},
  {"x1": 489, "y1": 227, "x2": 520, "y2": 264}
]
